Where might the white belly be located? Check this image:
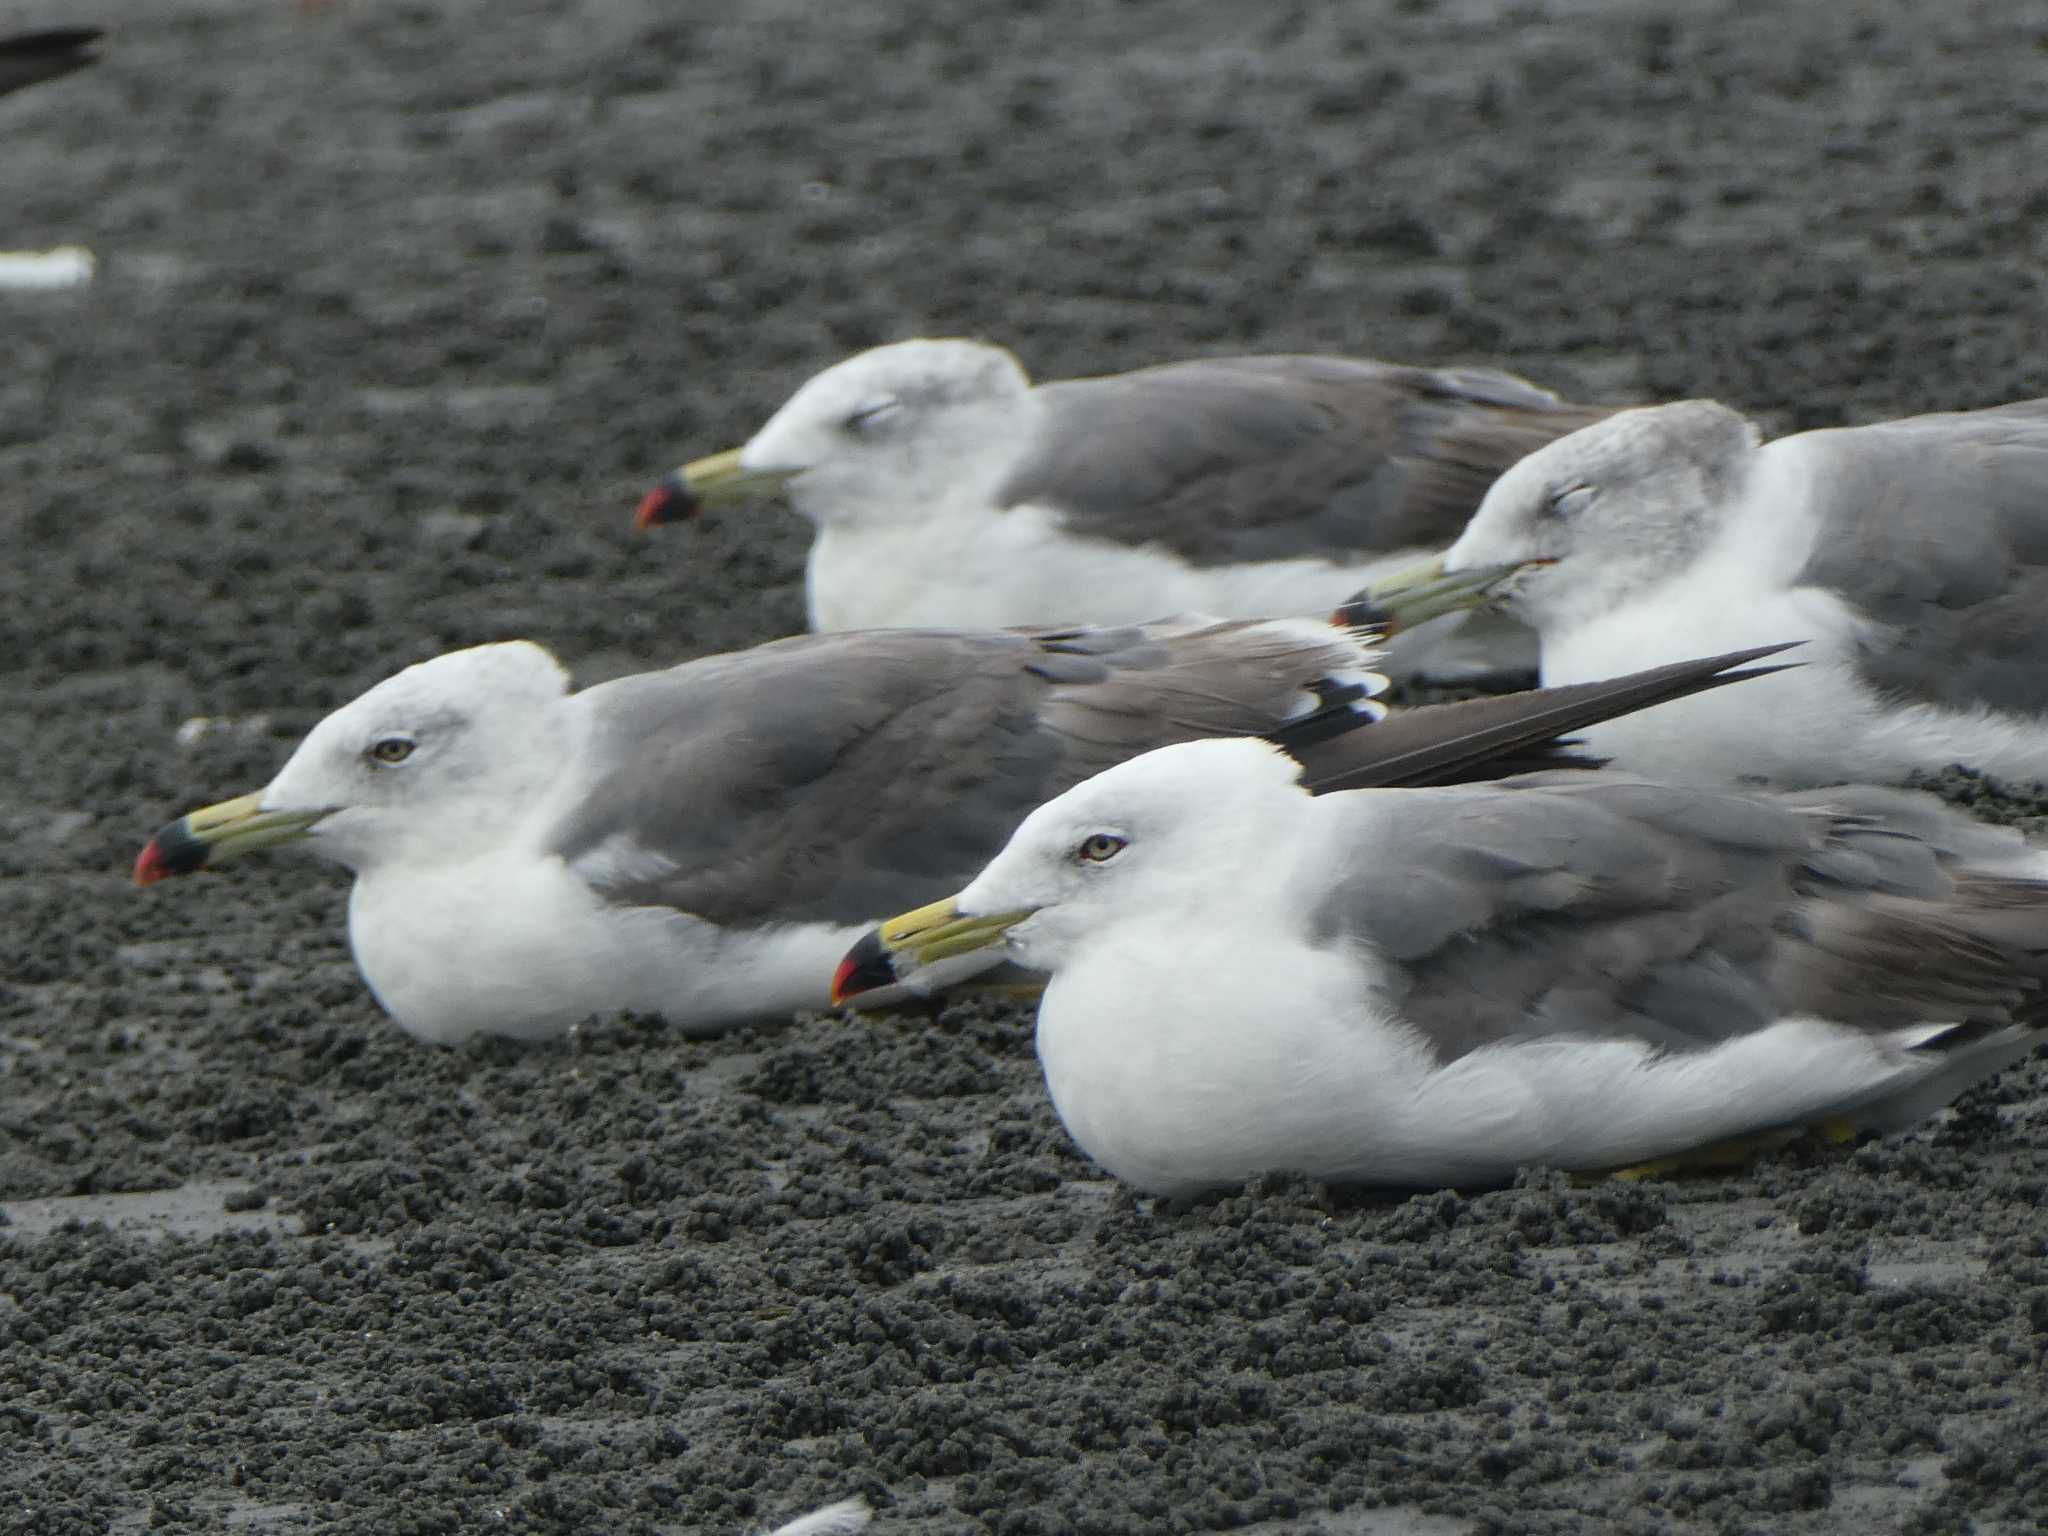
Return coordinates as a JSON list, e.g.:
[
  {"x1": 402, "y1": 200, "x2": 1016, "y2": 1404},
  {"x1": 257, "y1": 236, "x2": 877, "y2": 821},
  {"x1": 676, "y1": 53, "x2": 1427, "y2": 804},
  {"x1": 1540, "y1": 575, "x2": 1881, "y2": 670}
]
[
  {"x1": 1036, "y1": 930, "x2": 1427, "y2": 1195},
  {"x1": 1541, "y1": 577, "x2": 1868, "y2": 785},
  {"x1": 346, "y1": 853, "x2": 863, "y2": 1044},
  {"x1": 1032, "y1": 927, "x2": 1978, "y2": 1195}
]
